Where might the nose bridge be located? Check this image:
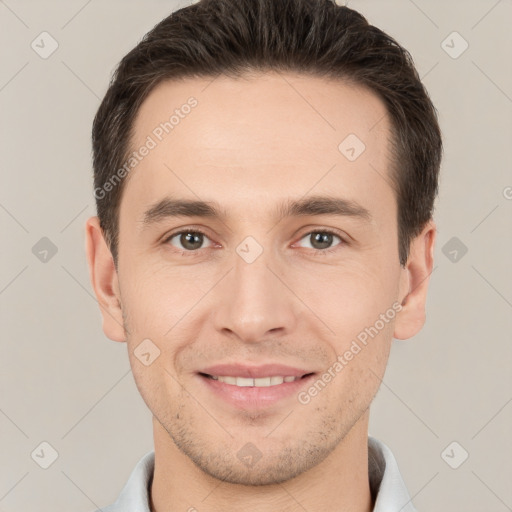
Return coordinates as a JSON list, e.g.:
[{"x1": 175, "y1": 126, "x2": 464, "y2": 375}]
[{"x1": 212, "y1": 239, "x2": 297, "y2": 342}]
